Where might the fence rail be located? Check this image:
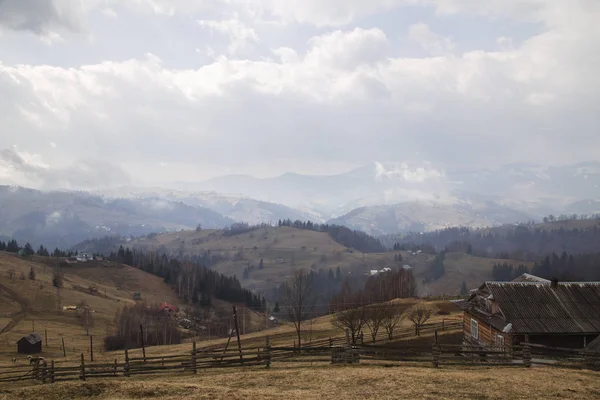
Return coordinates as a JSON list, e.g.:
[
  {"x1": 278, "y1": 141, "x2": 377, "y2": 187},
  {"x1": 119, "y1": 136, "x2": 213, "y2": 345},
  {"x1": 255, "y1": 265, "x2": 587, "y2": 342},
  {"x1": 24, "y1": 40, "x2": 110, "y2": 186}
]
[{"x1": 3, "y1": 322, "x2": 598, "y2": 384}]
